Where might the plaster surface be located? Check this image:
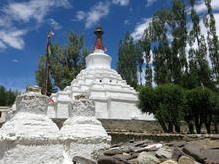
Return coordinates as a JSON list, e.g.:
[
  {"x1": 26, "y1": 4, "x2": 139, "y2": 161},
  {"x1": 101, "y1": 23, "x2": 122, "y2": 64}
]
[
  {"x1": 59, "y1": 96, "x2": 111, "y2": 161},
  {"x1": 0, "y1": 86, "x2": 62, "y2": 164},
  {"x1": 48, "y1": 49, "x2": 155, "y2": 121}
]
